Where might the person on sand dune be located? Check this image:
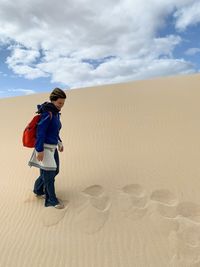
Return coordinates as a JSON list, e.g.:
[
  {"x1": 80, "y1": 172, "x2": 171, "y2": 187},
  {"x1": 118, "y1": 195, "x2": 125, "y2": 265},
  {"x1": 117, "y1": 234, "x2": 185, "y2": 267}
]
[{"x1": 29, "y1": 88, "x2": 66, "y2": 209}]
